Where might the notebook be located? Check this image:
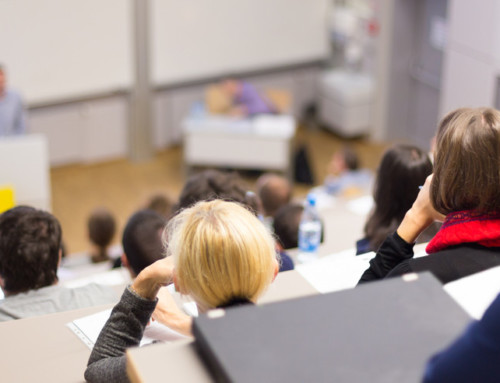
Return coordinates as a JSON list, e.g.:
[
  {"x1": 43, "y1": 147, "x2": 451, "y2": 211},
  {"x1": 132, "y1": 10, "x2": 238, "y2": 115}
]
[{"x1": 193, "y1": 272, "x2": 471, "y2": 383}]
